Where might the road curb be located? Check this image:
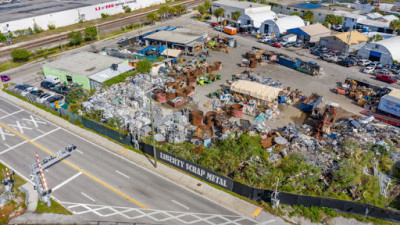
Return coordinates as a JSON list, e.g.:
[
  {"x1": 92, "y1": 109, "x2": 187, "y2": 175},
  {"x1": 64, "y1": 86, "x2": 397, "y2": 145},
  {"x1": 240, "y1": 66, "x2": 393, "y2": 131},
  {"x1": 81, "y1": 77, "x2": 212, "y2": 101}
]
[{"x1": 0, "y1": 91, "x2": 288, "y2": 224}]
